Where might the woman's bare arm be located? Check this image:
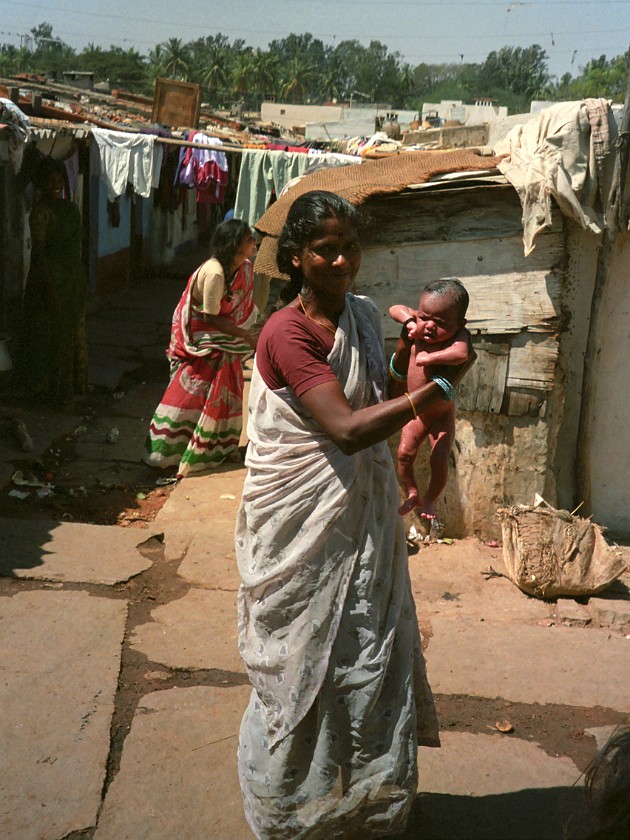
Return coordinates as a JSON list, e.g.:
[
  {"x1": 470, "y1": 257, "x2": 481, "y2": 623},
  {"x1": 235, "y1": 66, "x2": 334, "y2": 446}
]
[
  {"x1": 299, "y1": 379, "x2": 437, "y2": 454},
  {"x1": 299, "y1": 342, "x2": 476, "y2": 455}
]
